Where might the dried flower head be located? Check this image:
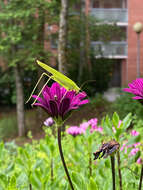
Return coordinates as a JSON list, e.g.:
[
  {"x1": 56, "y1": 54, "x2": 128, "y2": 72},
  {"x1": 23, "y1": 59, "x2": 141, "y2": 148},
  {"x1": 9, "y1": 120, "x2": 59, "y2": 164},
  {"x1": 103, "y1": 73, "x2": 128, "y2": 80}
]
[{"x1": 93, "y1": 140, "x2": 120, "y2": 160}]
